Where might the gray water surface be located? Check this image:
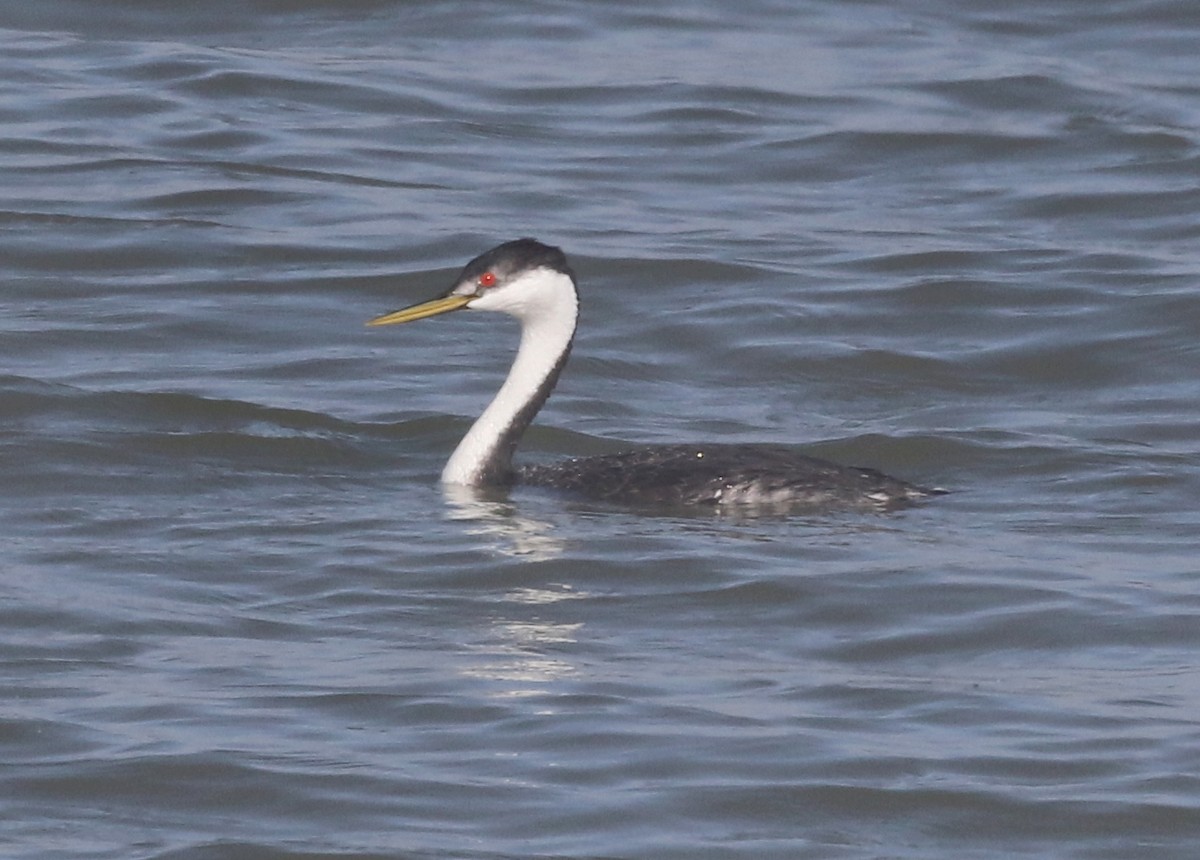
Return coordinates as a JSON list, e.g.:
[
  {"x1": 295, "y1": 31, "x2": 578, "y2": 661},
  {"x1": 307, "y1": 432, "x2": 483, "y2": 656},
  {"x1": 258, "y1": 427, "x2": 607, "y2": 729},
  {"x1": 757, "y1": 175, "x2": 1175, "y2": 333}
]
[{"x1": 3, "y1": 2, "x2": 1200, "y2": 859}]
